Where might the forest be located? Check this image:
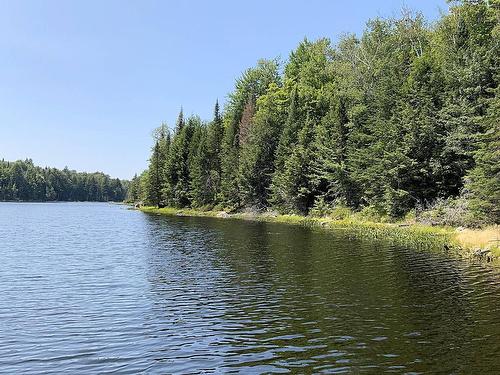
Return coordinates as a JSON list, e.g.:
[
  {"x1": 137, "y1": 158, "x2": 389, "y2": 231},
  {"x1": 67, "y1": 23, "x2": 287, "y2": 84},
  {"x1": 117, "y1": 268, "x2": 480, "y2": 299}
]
[
  {"x1": 128, "y1": 1, "x2": 499, "y2": 227},
  {"x1": 0, "y1": 159, "x2": 127, "y2": 202}
]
